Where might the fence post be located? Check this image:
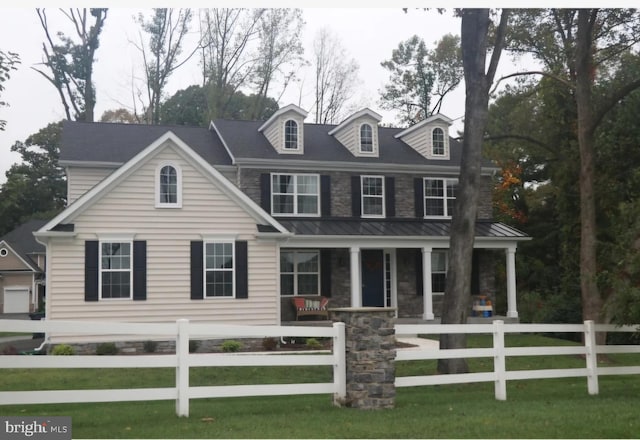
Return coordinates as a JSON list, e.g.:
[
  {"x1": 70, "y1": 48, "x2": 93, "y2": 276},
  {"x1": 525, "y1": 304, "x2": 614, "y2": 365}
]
[
  {"x1": 333, "y1": 322, "x2": 346, "y2": 403},
  {"x1": 176, "y1": 319, "x2": 190, "y2": 417},
  {"x1": 584, "y1": 320, "x2": 599, "y2": 395},
  {"x1": 493, "y1": 320, "x2": 507, "y2": 400}
]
